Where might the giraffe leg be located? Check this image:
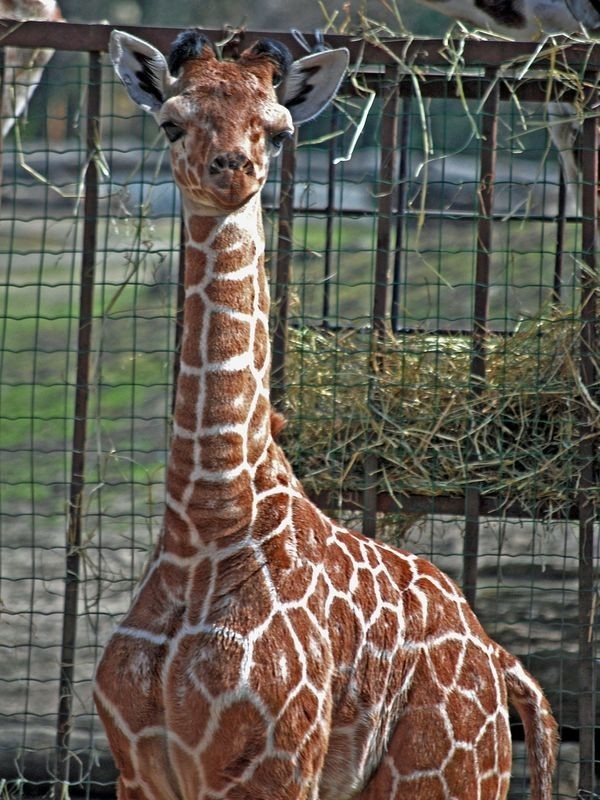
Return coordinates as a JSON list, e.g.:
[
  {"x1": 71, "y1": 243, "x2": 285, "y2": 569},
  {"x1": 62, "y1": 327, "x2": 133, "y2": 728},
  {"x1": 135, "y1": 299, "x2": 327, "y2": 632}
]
[
  {"x1": 356, "y1": 649, "x2": 513, "y2": 800},
  {"x1": 116, "y1": 777, "x2": 154, "y2": 800},
  {"x1": 95, "y1": 696, "x2": 181, "y2": 800},
  {"x1": 357, "y1": 713, "x2": 512, "y2": 800}
]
